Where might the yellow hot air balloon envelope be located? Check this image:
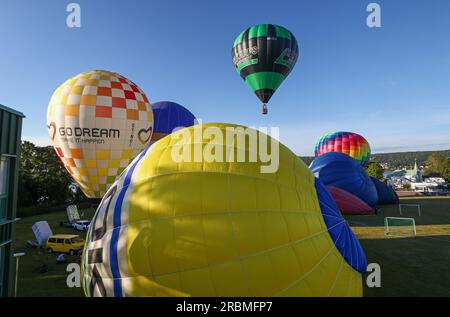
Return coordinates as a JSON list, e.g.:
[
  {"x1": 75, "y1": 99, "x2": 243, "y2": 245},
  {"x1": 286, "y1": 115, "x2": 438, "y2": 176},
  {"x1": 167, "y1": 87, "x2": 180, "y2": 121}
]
[
  {"x1": 82, "y1": 123, "x2": 365, "y2": 297},
  {"x1": 47, "y1": 70, "x2": 154, "y2": 198}
]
